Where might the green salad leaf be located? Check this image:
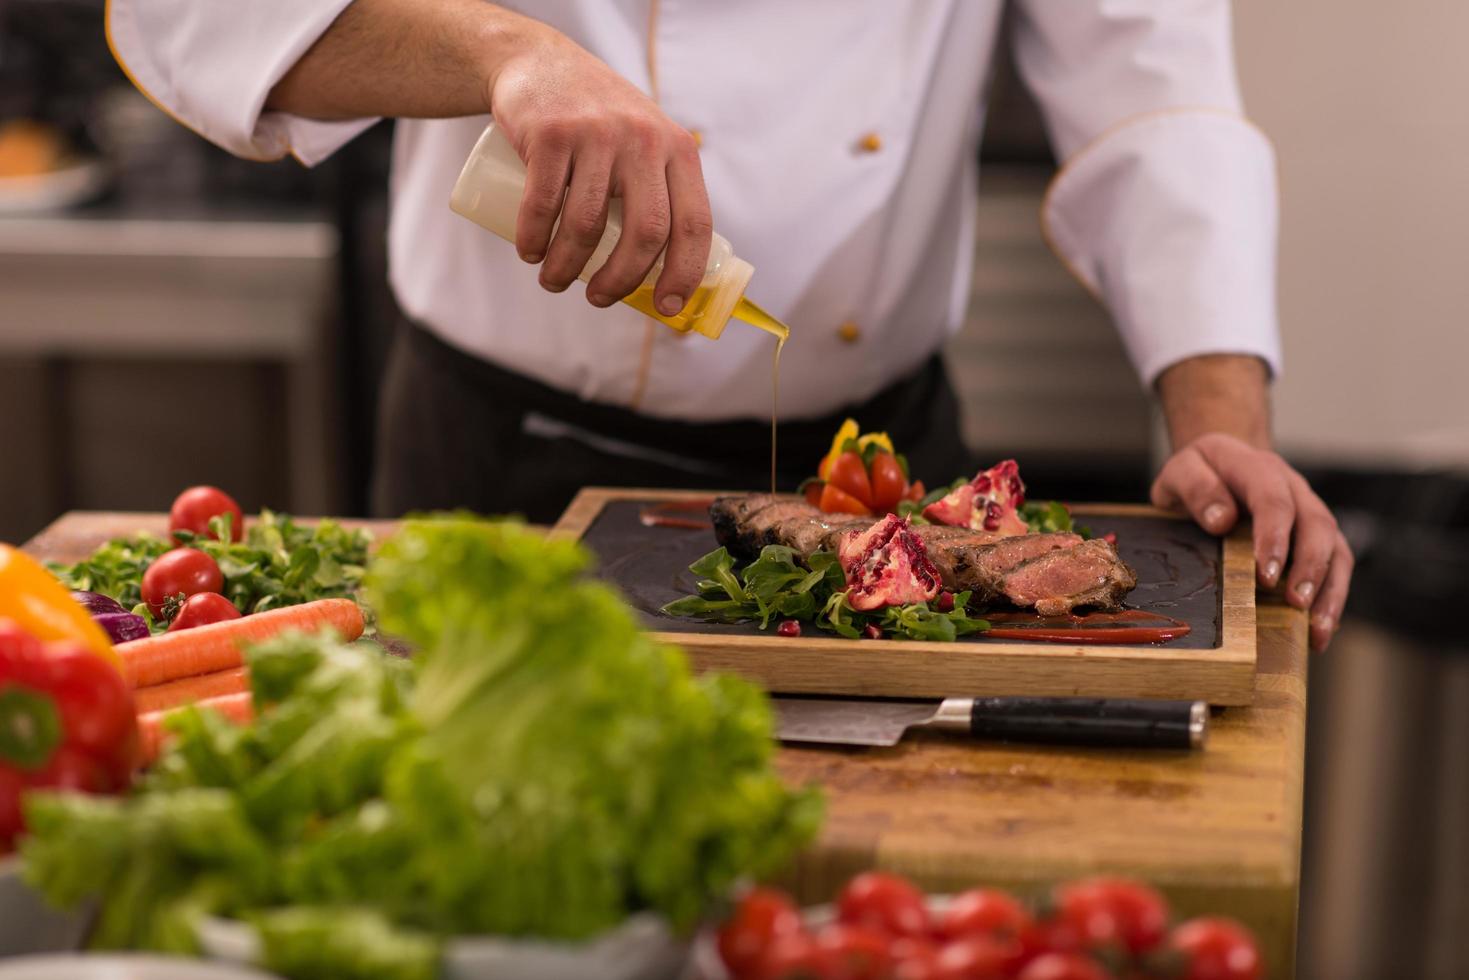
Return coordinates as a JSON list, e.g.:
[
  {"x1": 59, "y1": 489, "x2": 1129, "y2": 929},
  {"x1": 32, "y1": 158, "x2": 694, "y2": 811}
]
[
  {"x1": 24, "y1": 516, "x2": 820, "y2": 978},
  {"x1": 48, "y1": 533, "x2": 171, "y2": 610},
  {"x1": 49, "y1": 511, "x2": 372, "y2": 631},
  {"x1": 664, "y1": 544, "x2": 989, "y2": 642},
  {"x1": 1020, "y1": 500, "x2": 1074, "y2": 535}
]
